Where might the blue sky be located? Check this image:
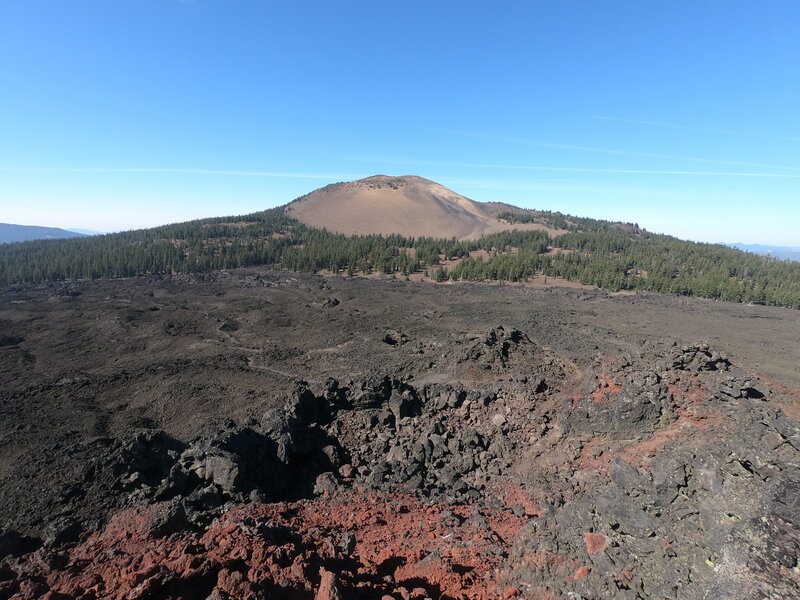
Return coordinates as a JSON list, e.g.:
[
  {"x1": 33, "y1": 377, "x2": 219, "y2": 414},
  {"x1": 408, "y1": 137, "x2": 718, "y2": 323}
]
[{"x1": 1, "y1": 1, "x2": 798, "y2": 245}]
